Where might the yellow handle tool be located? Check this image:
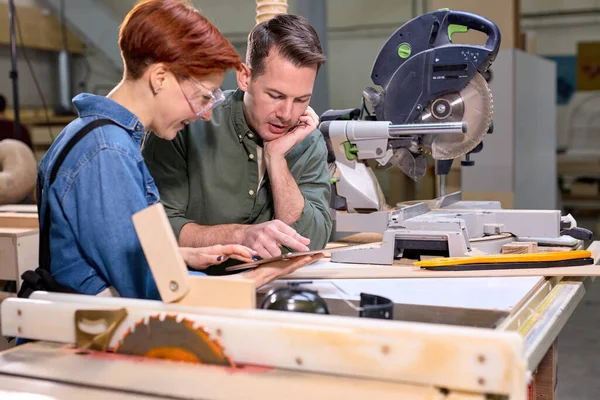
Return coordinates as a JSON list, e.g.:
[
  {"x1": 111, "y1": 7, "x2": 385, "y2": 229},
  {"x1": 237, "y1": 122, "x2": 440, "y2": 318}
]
[{"x1": 415, "y1": 250, "x2": 593, "y2": 268}]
